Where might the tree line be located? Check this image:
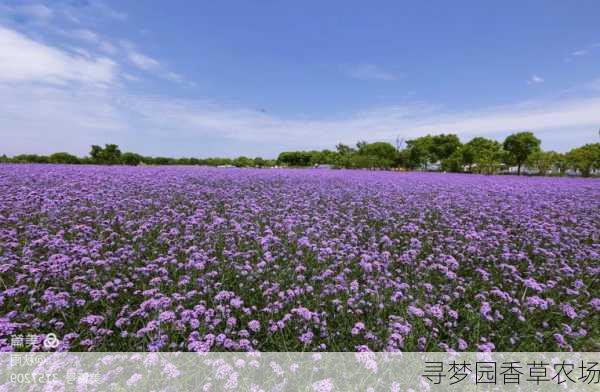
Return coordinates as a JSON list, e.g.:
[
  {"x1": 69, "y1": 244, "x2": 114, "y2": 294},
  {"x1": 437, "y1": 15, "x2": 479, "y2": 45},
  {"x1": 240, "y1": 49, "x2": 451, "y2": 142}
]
[
  {"x1": 1, "y1": 144, "x2": 277, "y2": 168},
  {"x1": 278, "y1": 132, "x2": 600, "y2": 177},
  {"x1": 2, "y1": 133, "x2": 599, "y2": 176}
]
